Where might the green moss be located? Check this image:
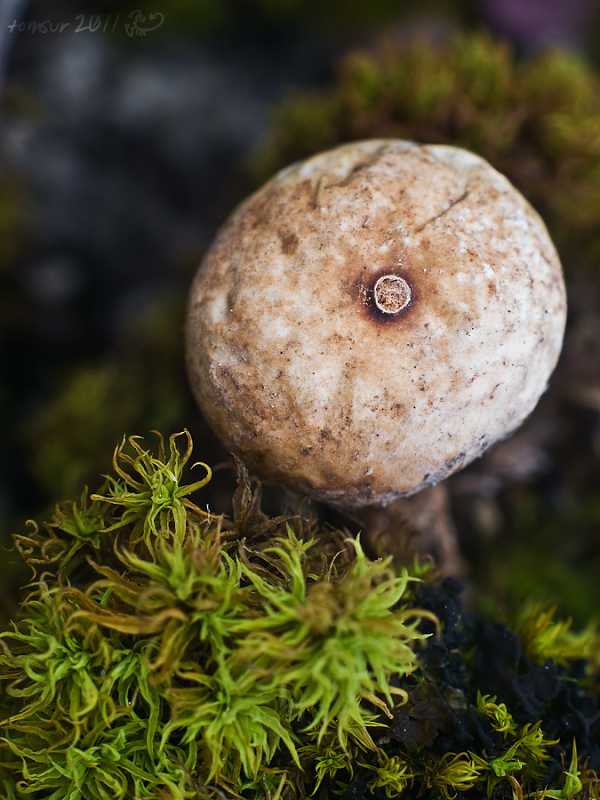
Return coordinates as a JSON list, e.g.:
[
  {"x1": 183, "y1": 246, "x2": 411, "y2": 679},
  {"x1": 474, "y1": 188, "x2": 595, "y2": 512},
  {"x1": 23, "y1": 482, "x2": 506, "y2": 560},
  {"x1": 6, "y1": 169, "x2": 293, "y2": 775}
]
[
  {"x1": 3, "y1": 431, "x2": 600, "y2": 799},
  {"x1": 514, "y1": 604, "x2": 600, "y2": 668},
  {"x1": 0, "y1": 432, "x2": 430, "y2": 798}
]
